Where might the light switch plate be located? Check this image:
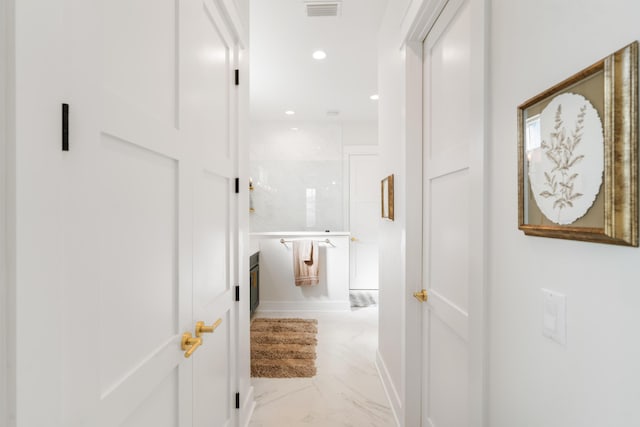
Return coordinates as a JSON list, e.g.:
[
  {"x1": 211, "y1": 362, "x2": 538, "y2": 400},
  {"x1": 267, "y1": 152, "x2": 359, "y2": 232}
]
[{"x1": 541, "y1": 288, "x2": 566, "y2": 345}]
